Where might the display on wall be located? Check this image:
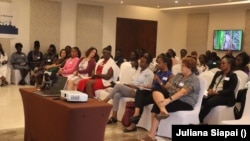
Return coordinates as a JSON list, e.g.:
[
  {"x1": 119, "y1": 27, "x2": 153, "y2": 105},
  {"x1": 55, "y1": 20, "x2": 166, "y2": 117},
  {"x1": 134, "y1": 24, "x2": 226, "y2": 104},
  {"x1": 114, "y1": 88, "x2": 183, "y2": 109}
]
[
  {"x1": 0, "y1": 2, "x2": 18, "y2": 38},
  {"x1": 213, "y1": 29, "x2": 243, "y2": 51}
]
